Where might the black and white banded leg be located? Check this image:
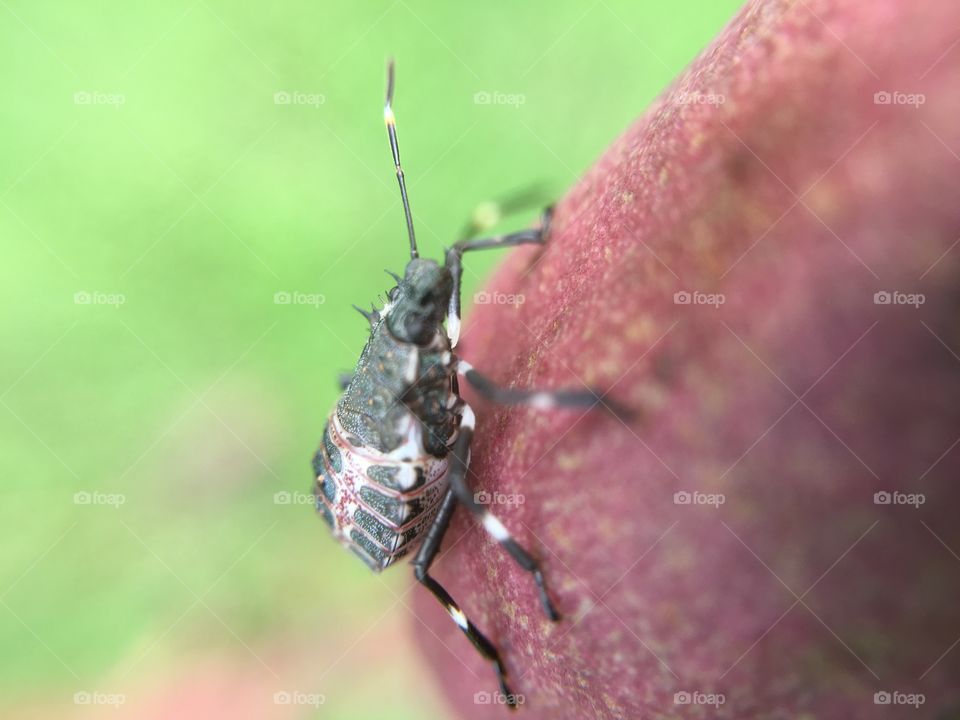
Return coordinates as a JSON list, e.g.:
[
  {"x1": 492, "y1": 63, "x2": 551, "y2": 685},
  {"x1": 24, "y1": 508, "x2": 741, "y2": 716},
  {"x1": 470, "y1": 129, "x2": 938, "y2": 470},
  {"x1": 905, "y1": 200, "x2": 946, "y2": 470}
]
[
  {"x1": 411, "y1": 489, "x2": 519, "y2": 707},
  {"x1": 447, "y1": 403, "x2": 560, "y2": 621},
  {"x1": 444, "y1": 206, "x2": 553, "y2": 347},
  {"x1": 457, "y1": 360, "x2": 634, "y2": 420}
]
